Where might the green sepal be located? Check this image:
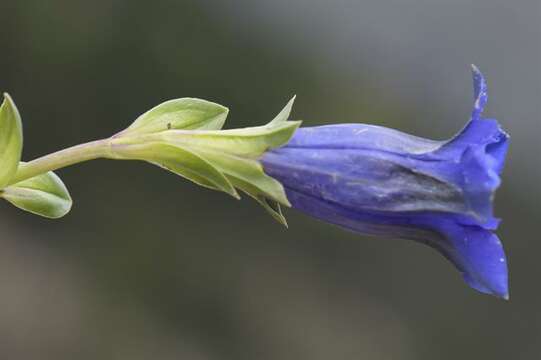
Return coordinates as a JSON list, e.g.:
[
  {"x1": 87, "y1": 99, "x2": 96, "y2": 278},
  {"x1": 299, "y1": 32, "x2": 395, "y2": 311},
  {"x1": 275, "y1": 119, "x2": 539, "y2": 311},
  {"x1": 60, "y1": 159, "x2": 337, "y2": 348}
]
[
  {"x1": 122, "y1": 98, "x2": 229, "y2": 136},
  {"x1": 269, "y1": 95, "x2": 296, "y2": 125},
  {"x1": 161, "y1": 120, "x2": 301, "y2": 159},
  {"x1": 228, "y1": 176, "x2": 288, "y2": 227},
  {"x1": 188, "y1": 147, "x2": 290, "y2": 205},
  {"x1": 112, "y1": 97, "x2": 300, "y2": 225},
  {"x1": 1, "y1": 170, "x2": 72, "y2": 219},
  {"x1": 123, "y1": 142, "x2": 239, "y2": 198},
  {"x1": 0, "y1": 93, "x2": 23, "y2": 188}
]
